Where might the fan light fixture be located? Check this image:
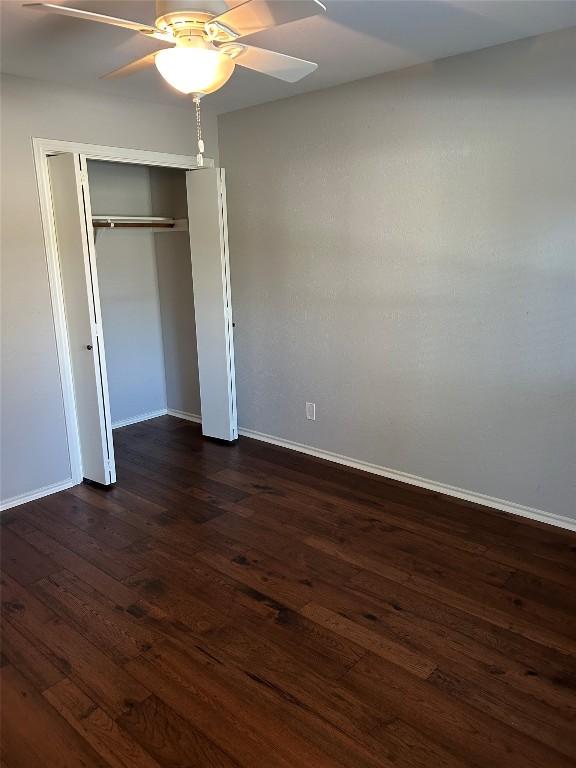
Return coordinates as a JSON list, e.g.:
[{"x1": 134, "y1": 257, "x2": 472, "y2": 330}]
[
  {"x1": 154, "y1": 46, "x2": 235, "y2": 95},
  {"x1": 24, "y1": 1, "x2": 326, "y2": 94}
]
